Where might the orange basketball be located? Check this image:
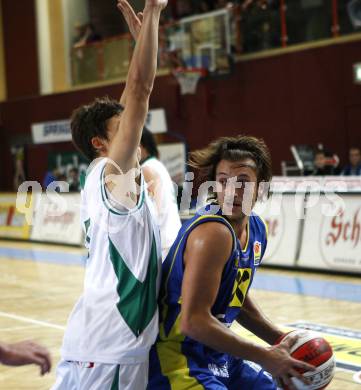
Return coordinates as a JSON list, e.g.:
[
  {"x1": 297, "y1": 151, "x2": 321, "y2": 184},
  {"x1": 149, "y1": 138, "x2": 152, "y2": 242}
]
[{"x1": 278, "y1": 329, "x2": 335, "y2": 390}]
